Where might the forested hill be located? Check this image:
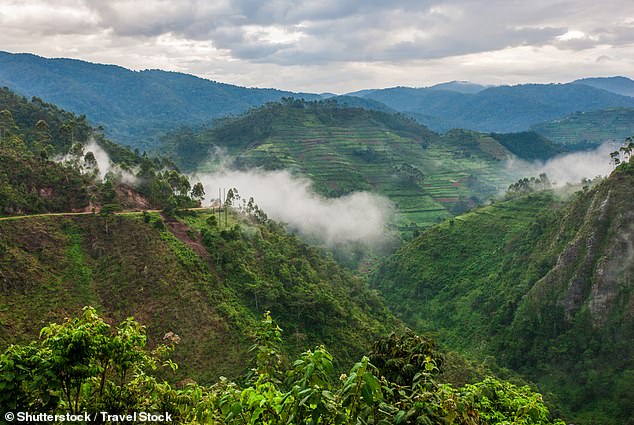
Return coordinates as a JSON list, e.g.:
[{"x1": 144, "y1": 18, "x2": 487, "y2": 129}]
[
  {"x1": 0, "y1": 84, "x2": 570, "y2": 425},
  {"x1": 0, "y1": 87, "x2": 199, "y2": 215},
  {"x1": 573, "y1": 76, "x2": 634, "y2": 97},
  {"x1": 0, "y1": 51, "x2": 322, "y2": 148},
  {"x1": 0, "y1": 209, "x2": 399, "y2": 382},
  {"x1": 371, "y1": 158, "x2": 634, "y2": 424},
  {"x1": 351, "y1": 82, "x2": 634, "y2": 133}
]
